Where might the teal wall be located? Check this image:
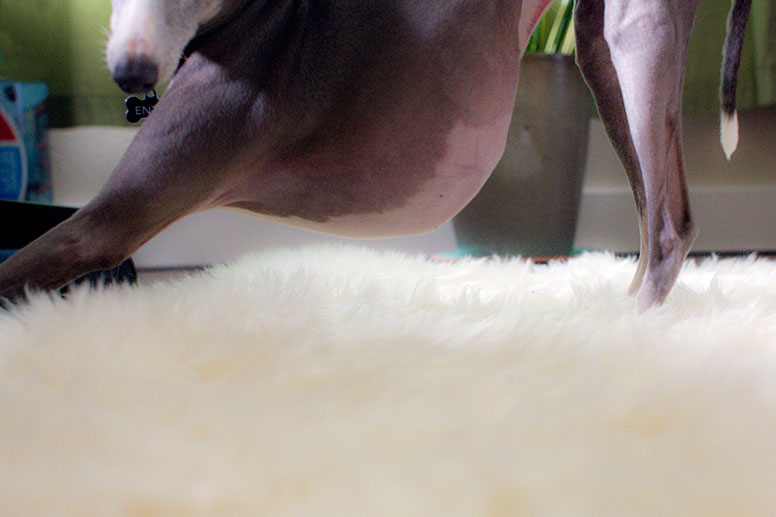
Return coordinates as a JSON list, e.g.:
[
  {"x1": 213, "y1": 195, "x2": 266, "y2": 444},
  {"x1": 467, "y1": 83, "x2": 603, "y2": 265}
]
[
  {"x1": 0, "y1": 0, "x2": 125, "y2": 126},
  {"x1": 684, "y1": 0, "x2": 775, "y2": 115},
  {"x1": 1, "y1": 0, "x2": 774, "y2": 127}
]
